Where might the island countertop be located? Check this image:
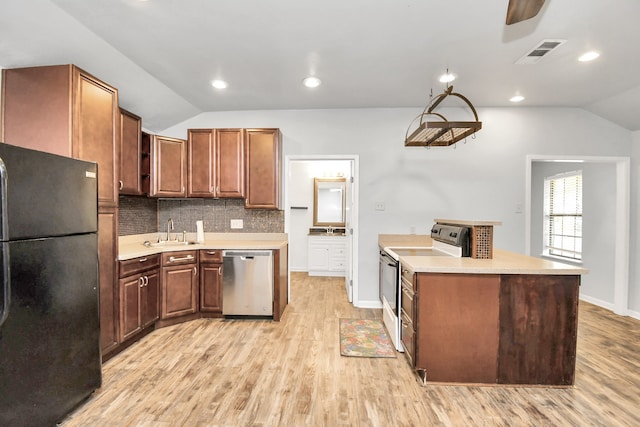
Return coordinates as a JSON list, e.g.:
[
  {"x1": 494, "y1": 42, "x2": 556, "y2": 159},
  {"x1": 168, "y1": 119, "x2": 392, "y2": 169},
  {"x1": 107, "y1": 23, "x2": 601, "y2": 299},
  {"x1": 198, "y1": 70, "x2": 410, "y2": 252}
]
[
  {"x1": 119, "y1": 232, "x2": 288, "y2": 260},
  {"x1": 379, "y1": 234, "x2": 588, "y2": 276}
]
